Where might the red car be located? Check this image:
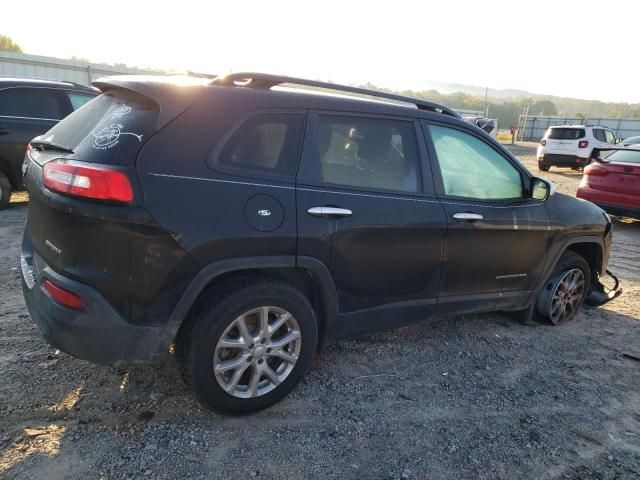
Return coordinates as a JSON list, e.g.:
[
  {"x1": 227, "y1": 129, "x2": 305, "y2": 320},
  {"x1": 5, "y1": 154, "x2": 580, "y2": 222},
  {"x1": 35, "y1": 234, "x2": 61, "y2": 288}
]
[{"x1": 577, "y1": 148, "x2": 640, "y2": 219}]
